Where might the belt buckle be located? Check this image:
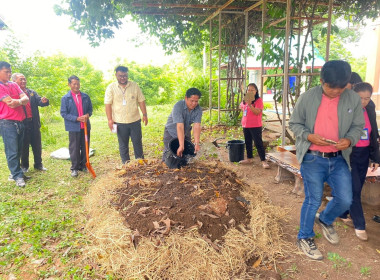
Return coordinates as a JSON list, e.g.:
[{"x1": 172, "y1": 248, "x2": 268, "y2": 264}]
[{"x1": 321, "y1": 152, "x2": 327, "y2": 158}]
